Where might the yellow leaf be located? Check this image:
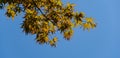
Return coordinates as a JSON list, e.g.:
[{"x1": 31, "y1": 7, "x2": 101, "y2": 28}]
[
  {"x1": 42, "y1": 28, "x2": 48, "y2": 32},
  {"x1": 86, "y1": 17, "x2": 94, "y2": 23},
  {"x1": 44, "y1": 37, "x2": 49, "y2": 42},
  {"x1": 11, "y1": 11, "x2": 15, "y2": 20},
  {"x1": 26, "y1": 9, "x2": 34, "y2": 14},
  {"x1": 49, "y1": 40, "x2": 56, "y2": 47},
  {"x1": 50, "y1": 0, "x2": 55, "y2": 2},
  {"x1": 57, "y1": 0, "x2": 62, "y2": 6},
  {"x1": 53, "y1": 37, "x2": 58, "y2": 43},
  {"x1": 79, "y1": 12, "x2": 85, "y2": 18},
  {"x1": 83, "y1": 23, "x2": 91, "y2": 30},
  {"x1": 91, "y1": 23, "x2": 96, "y2": 29},
  {"x1": 64, "y1": 31, "x2": 71, "y2": 40}
]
